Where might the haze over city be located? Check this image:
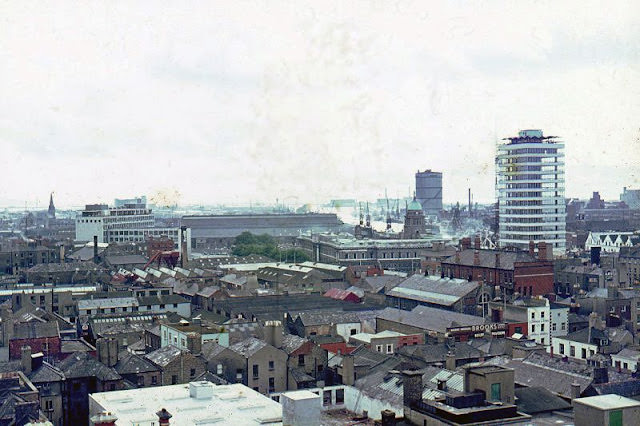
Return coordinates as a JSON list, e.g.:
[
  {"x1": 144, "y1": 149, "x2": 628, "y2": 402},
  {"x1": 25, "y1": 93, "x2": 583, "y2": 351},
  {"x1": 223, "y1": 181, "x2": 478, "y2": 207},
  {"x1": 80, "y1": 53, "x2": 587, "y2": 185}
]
[{"x1": 2, "y1": 1, "x2": 639, "y2": 209}]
